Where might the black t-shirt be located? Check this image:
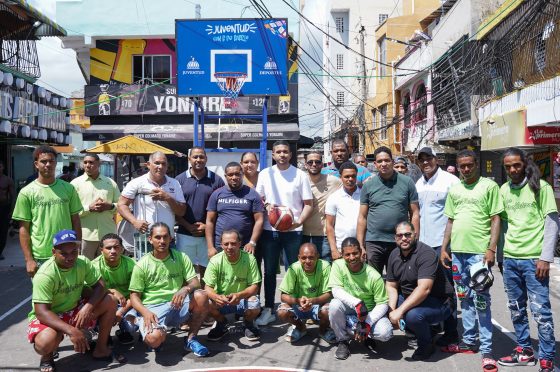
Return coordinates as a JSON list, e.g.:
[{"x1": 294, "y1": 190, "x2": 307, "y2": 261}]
[{"x1": 386, "y1": 241, "x2": 454, "y2": 299}]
